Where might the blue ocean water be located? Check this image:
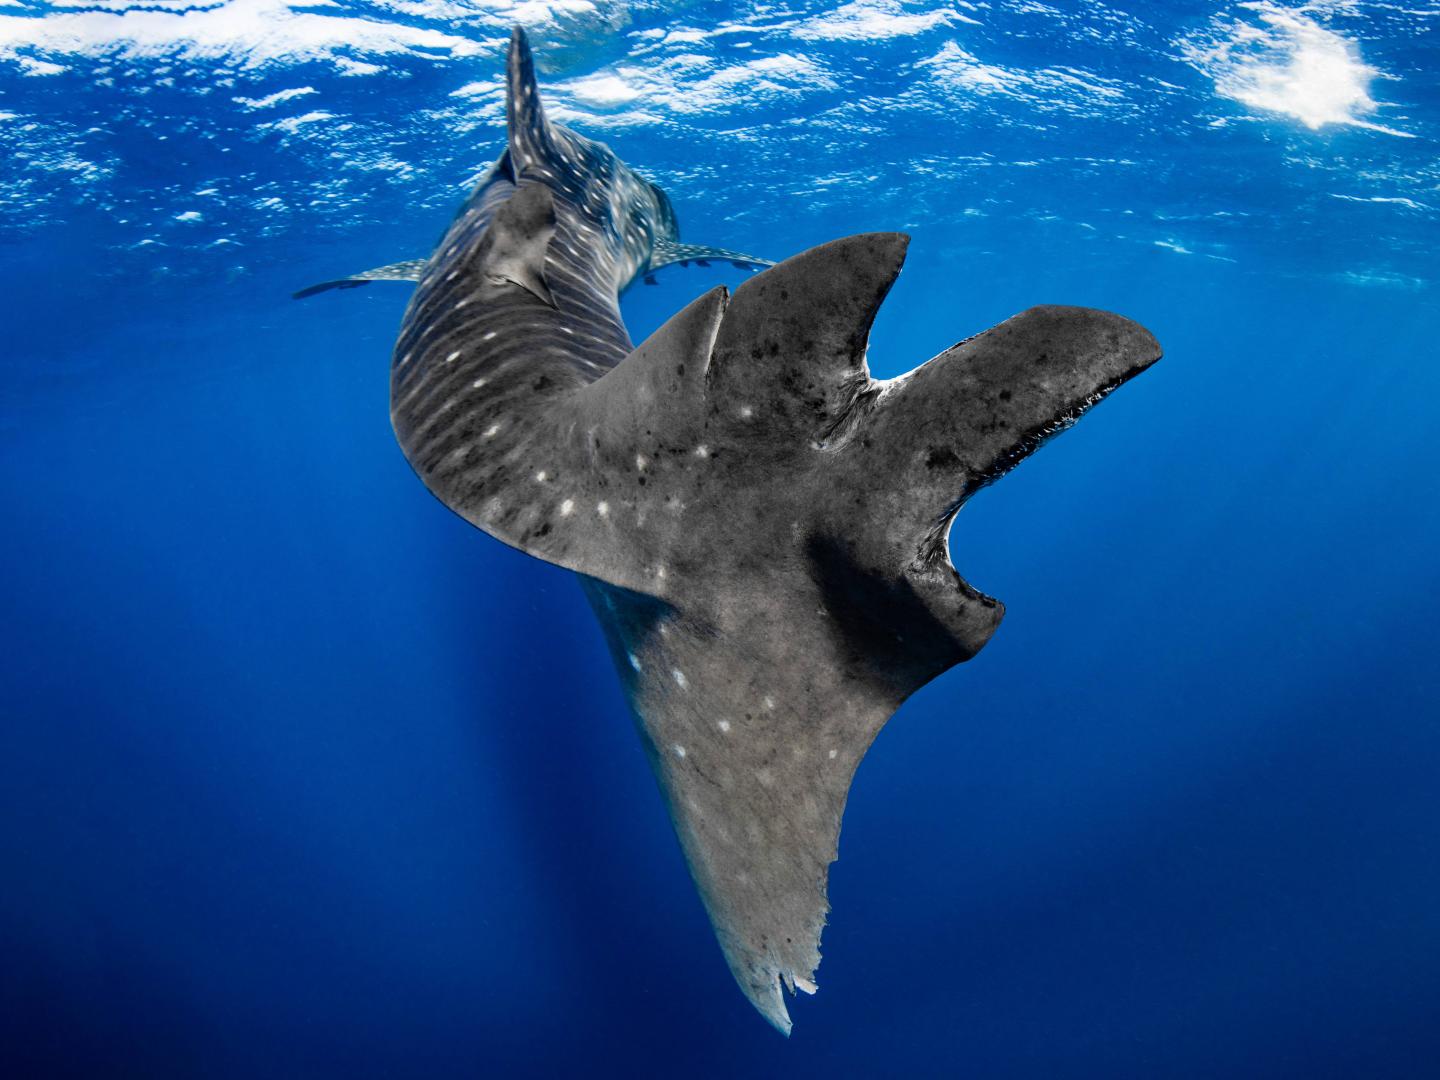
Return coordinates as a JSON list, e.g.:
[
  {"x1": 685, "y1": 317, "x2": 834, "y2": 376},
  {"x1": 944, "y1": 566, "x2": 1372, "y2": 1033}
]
[{"x1": 3, "y1": 1, "x2": 1439, "y2": 1075}]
